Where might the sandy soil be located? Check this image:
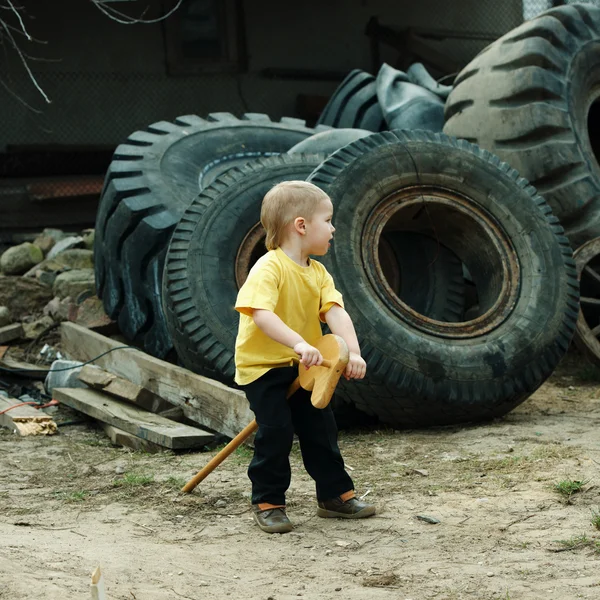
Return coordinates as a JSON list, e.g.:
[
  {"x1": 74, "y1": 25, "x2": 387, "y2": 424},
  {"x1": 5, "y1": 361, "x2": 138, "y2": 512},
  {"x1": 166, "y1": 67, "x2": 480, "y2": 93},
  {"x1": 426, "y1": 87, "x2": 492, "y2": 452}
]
[{"x1": 2, "y1": 350, "x2": 600, "y2": 600}]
